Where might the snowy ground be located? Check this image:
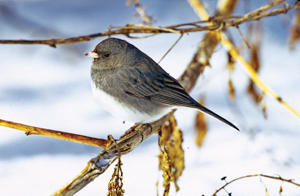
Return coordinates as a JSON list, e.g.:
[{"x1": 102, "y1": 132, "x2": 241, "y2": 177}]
[{"x1": 0, "y1": 0, "x2": 300, "y2": 195}]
